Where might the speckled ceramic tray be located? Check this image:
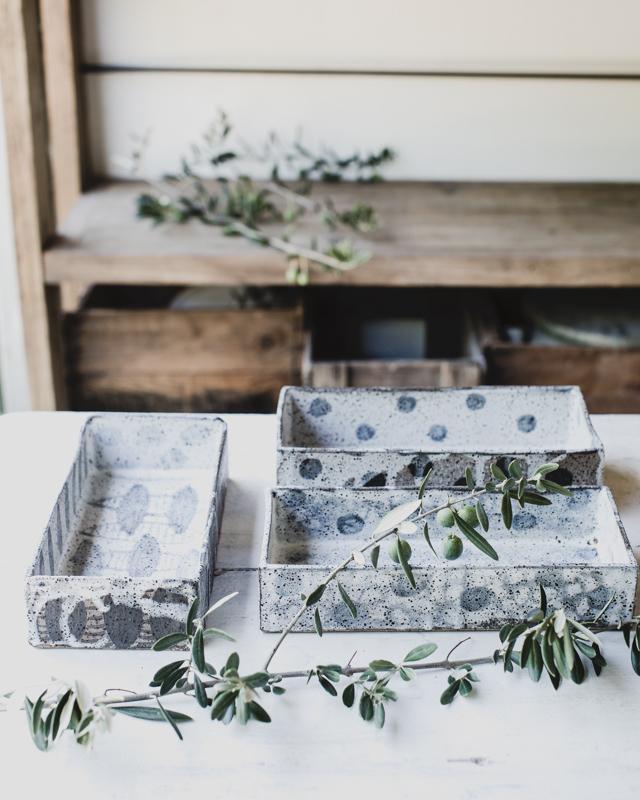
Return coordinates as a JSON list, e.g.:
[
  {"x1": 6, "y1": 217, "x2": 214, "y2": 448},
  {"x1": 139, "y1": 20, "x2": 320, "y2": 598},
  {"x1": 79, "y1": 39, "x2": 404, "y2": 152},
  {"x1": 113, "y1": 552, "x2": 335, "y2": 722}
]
[
  {"x1": 260, "y1": 487, "x2": 636, "y2": 632},
  {"x1": 26, "y1": 414, "x2": 228, "y2": 649},
  {"x1": 276, "y1": 386, "x2": 603, "y2": 488}
]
